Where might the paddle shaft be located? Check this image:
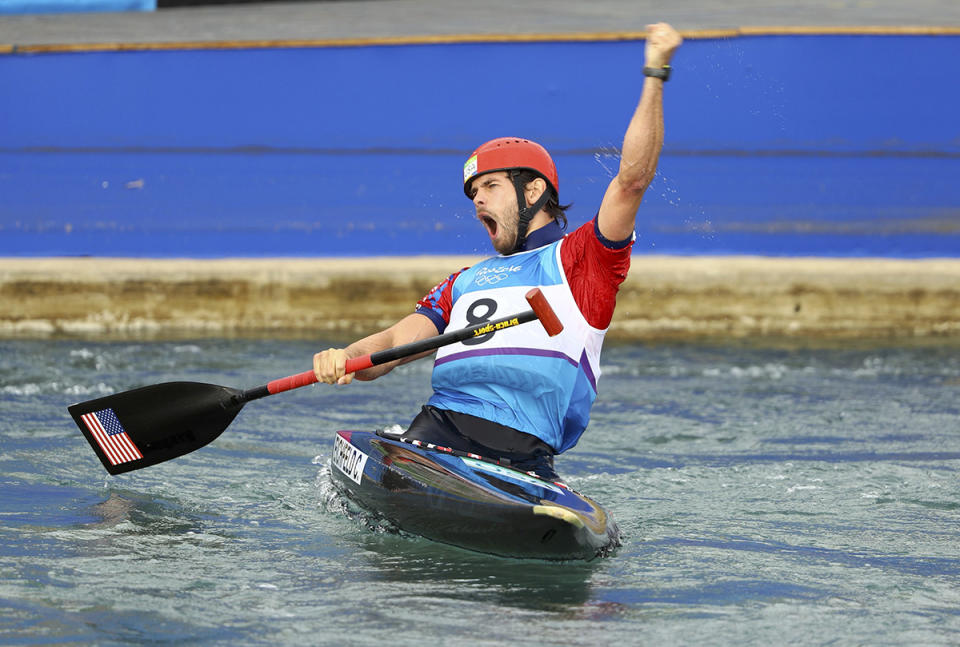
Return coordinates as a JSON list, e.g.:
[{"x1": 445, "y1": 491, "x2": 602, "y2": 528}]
[
  {"x1": 239, "y1": 287, "x2": 562, "y2": 404},
  {"x1": 68, "y1": 288, "x2": 561, "y2": 475}
]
